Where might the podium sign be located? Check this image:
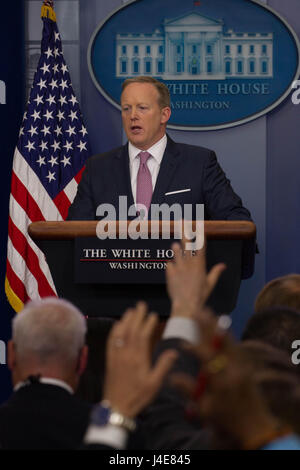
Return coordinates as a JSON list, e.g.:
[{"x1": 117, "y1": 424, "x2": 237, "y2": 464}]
[
  {"x1": 28, "y1": 221, "x2": 256, "y2": 317},
  {"x1": 75, "y1": 238, "x2": 175, "y2": 284}
]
